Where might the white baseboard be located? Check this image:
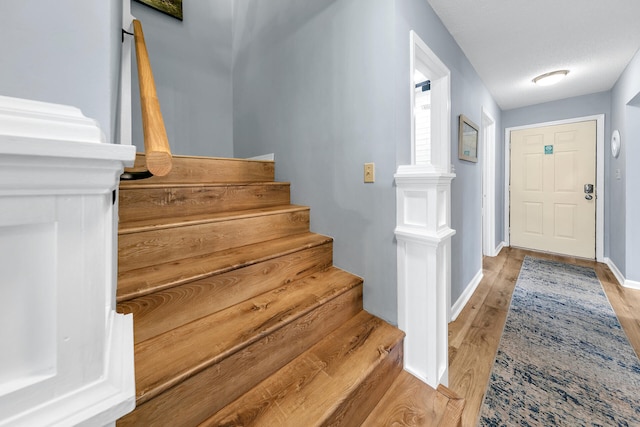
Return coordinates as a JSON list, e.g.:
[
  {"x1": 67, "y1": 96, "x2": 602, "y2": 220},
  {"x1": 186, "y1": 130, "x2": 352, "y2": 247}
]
[
  {"x1": 450, "y1": 268, "x2": 483, "y2": 322},
  {"x1": 247, "y1": 153, "x2": 275, "y2": 161},
  {"x1": 604, "y1": 257, "x2": 640, "y2": 290},
  {"x1": 626, "y1": 279, "x2": 640, "y2": 290},
  {"x1": 492, "y1": 241, "x2": 505, "y2": 256}
]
